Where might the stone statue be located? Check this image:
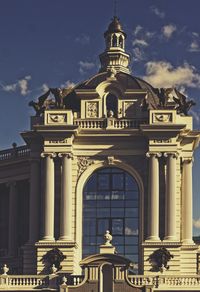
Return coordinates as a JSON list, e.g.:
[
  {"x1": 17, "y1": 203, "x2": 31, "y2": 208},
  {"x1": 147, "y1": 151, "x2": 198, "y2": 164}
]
[
  {"x1": 29, "y1": 90, "x2": 51, "y2": 116},
  {"x1": 173, "y1": 88, "x2": 196, "y2": 115},
  {"x1": 153, "y1": 88, "x2": 173, "y2": 107}
]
